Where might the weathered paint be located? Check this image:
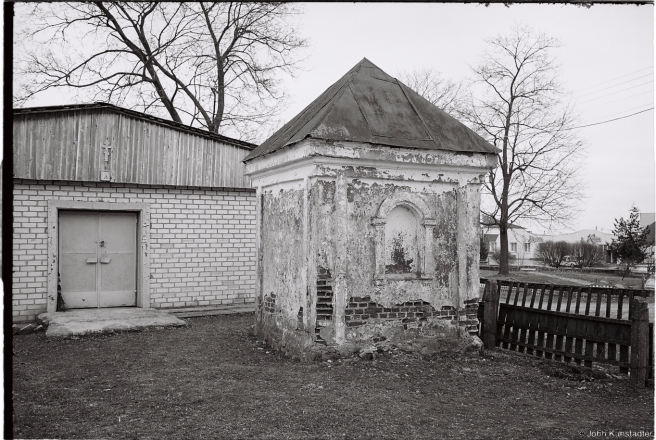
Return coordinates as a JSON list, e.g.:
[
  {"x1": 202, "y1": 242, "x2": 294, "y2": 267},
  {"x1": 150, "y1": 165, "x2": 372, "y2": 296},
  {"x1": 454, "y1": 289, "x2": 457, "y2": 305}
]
[{"x1": 247, "y1": 137, "x2": 496, "y2": 358}]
